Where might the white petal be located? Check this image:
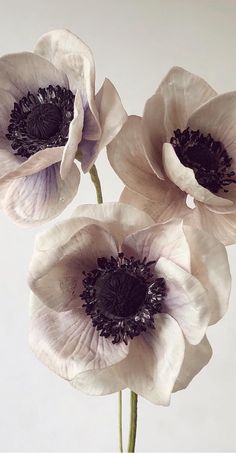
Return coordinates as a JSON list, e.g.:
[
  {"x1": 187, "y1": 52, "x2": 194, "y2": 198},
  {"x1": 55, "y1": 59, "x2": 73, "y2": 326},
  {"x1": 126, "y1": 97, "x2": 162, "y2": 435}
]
[
  {"x1": 122, "y1": 220, "x2": 191, "y2": 271},
  {"x1": 71, "y1": 365, "x2": 126, "y2": 395},
  {"x1": 0, "y1": 88, "x2": 17, "y2": 136},
  {"x1": 73, "y1": 202, "x2": 154, "y2": 244},
  {"x1": 174, "y1": 336, "x2": 212, "y2": 392},
  {"x1": 143, "y1": 67, "x2": 217, "y2": 178},
  {"x1": 120, "y1": 186, "x2": 190, "y2": 224},
  {"x1": 30, "y1": 294, "x2": 129, "y2": 380},
  {"x1": 157, "y1": 257, "x2": 209, "y2": 344},
  {"x1": 116, "y1": 314, "x2": 185, "y2": 405},
  {"x1": 162, "y1": 143, "x2": 233, "y2": 207},
  {"x1": 29, "y1": 223, "x2": 118, "y2": 310},
  {"x1": 0, "y1": 52, "x2": 68, "y2": 99},
  {"x1": 186, "y1": 201, "x2": 236, "y2": 246},
  {"x1": 3, "y1": 162, "x2": 80, "y2": 226}
]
